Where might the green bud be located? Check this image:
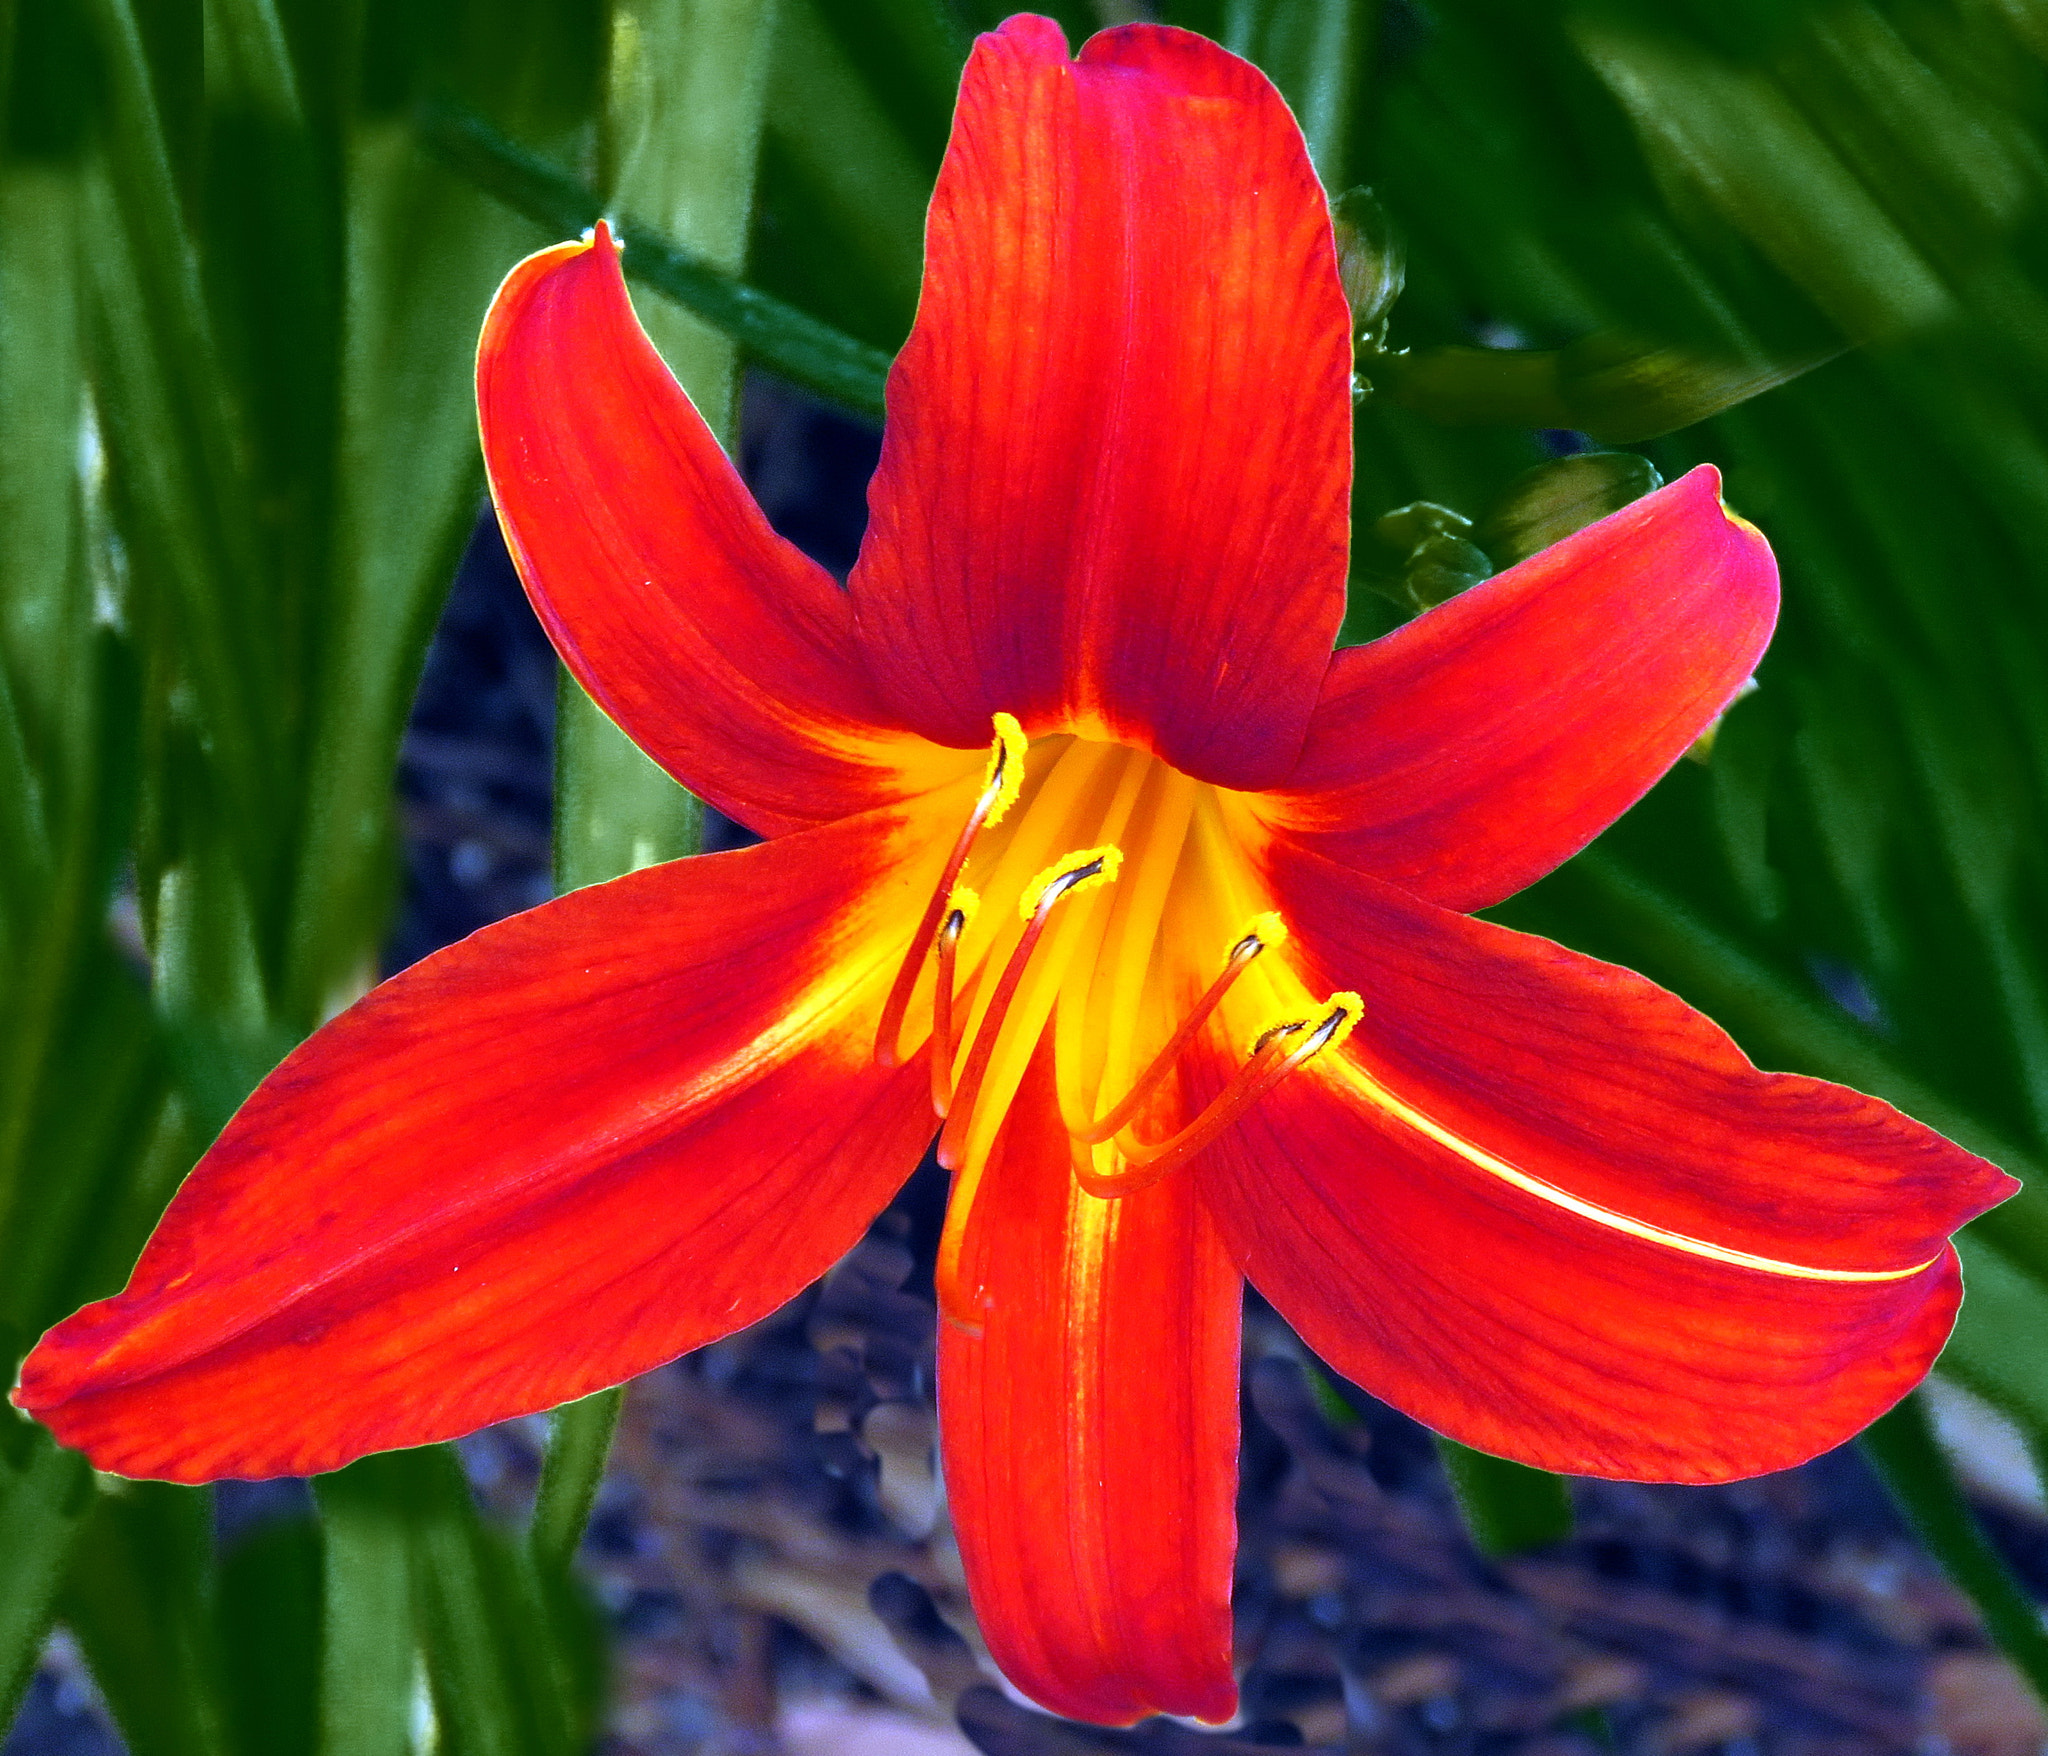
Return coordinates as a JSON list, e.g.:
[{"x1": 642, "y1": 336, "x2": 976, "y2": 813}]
[
  {"x1": 1330, "y1": 187, "x2": 1405, "y2": 346},
  {"x1": 1402, "y1": 533, "x2": 1494, "y2": 611},
  {"x1": 1372, "y1": 500, "x2": 1473, "y2": 555}
]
